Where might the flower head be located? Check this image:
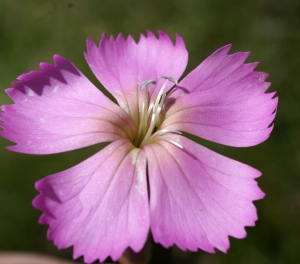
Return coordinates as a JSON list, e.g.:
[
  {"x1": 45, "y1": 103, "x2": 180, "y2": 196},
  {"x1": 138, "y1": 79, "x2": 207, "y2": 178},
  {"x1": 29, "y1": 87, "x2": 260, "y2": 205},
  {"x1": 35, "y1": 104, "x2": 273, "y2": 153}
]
[{"x1": 0, "y1": 31, "x2": 277, "y2": 263}]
